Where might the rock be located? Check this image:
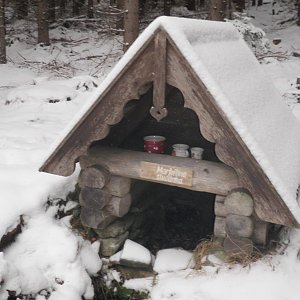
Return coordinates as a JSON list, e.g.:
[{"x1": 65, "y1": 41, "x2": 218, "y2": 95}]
[
  {"x1": 95, "y1": 215, "x2": 135, "y2": 238},
  {"x1": 153, "y1": 248, "x2": 195, "y2": 273},
  {"x1": 272, "y1": 38, "x2": 281, "y2": 45},
  {"x1": 120, "y1": 239, "x2": 152, "y2": 269},
  {"x1": 100, "y1": 231, "x2": 129, "y2": 257},
  {"x1": 116, "y1": 266, "x2": 154, "y2": 280}
]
